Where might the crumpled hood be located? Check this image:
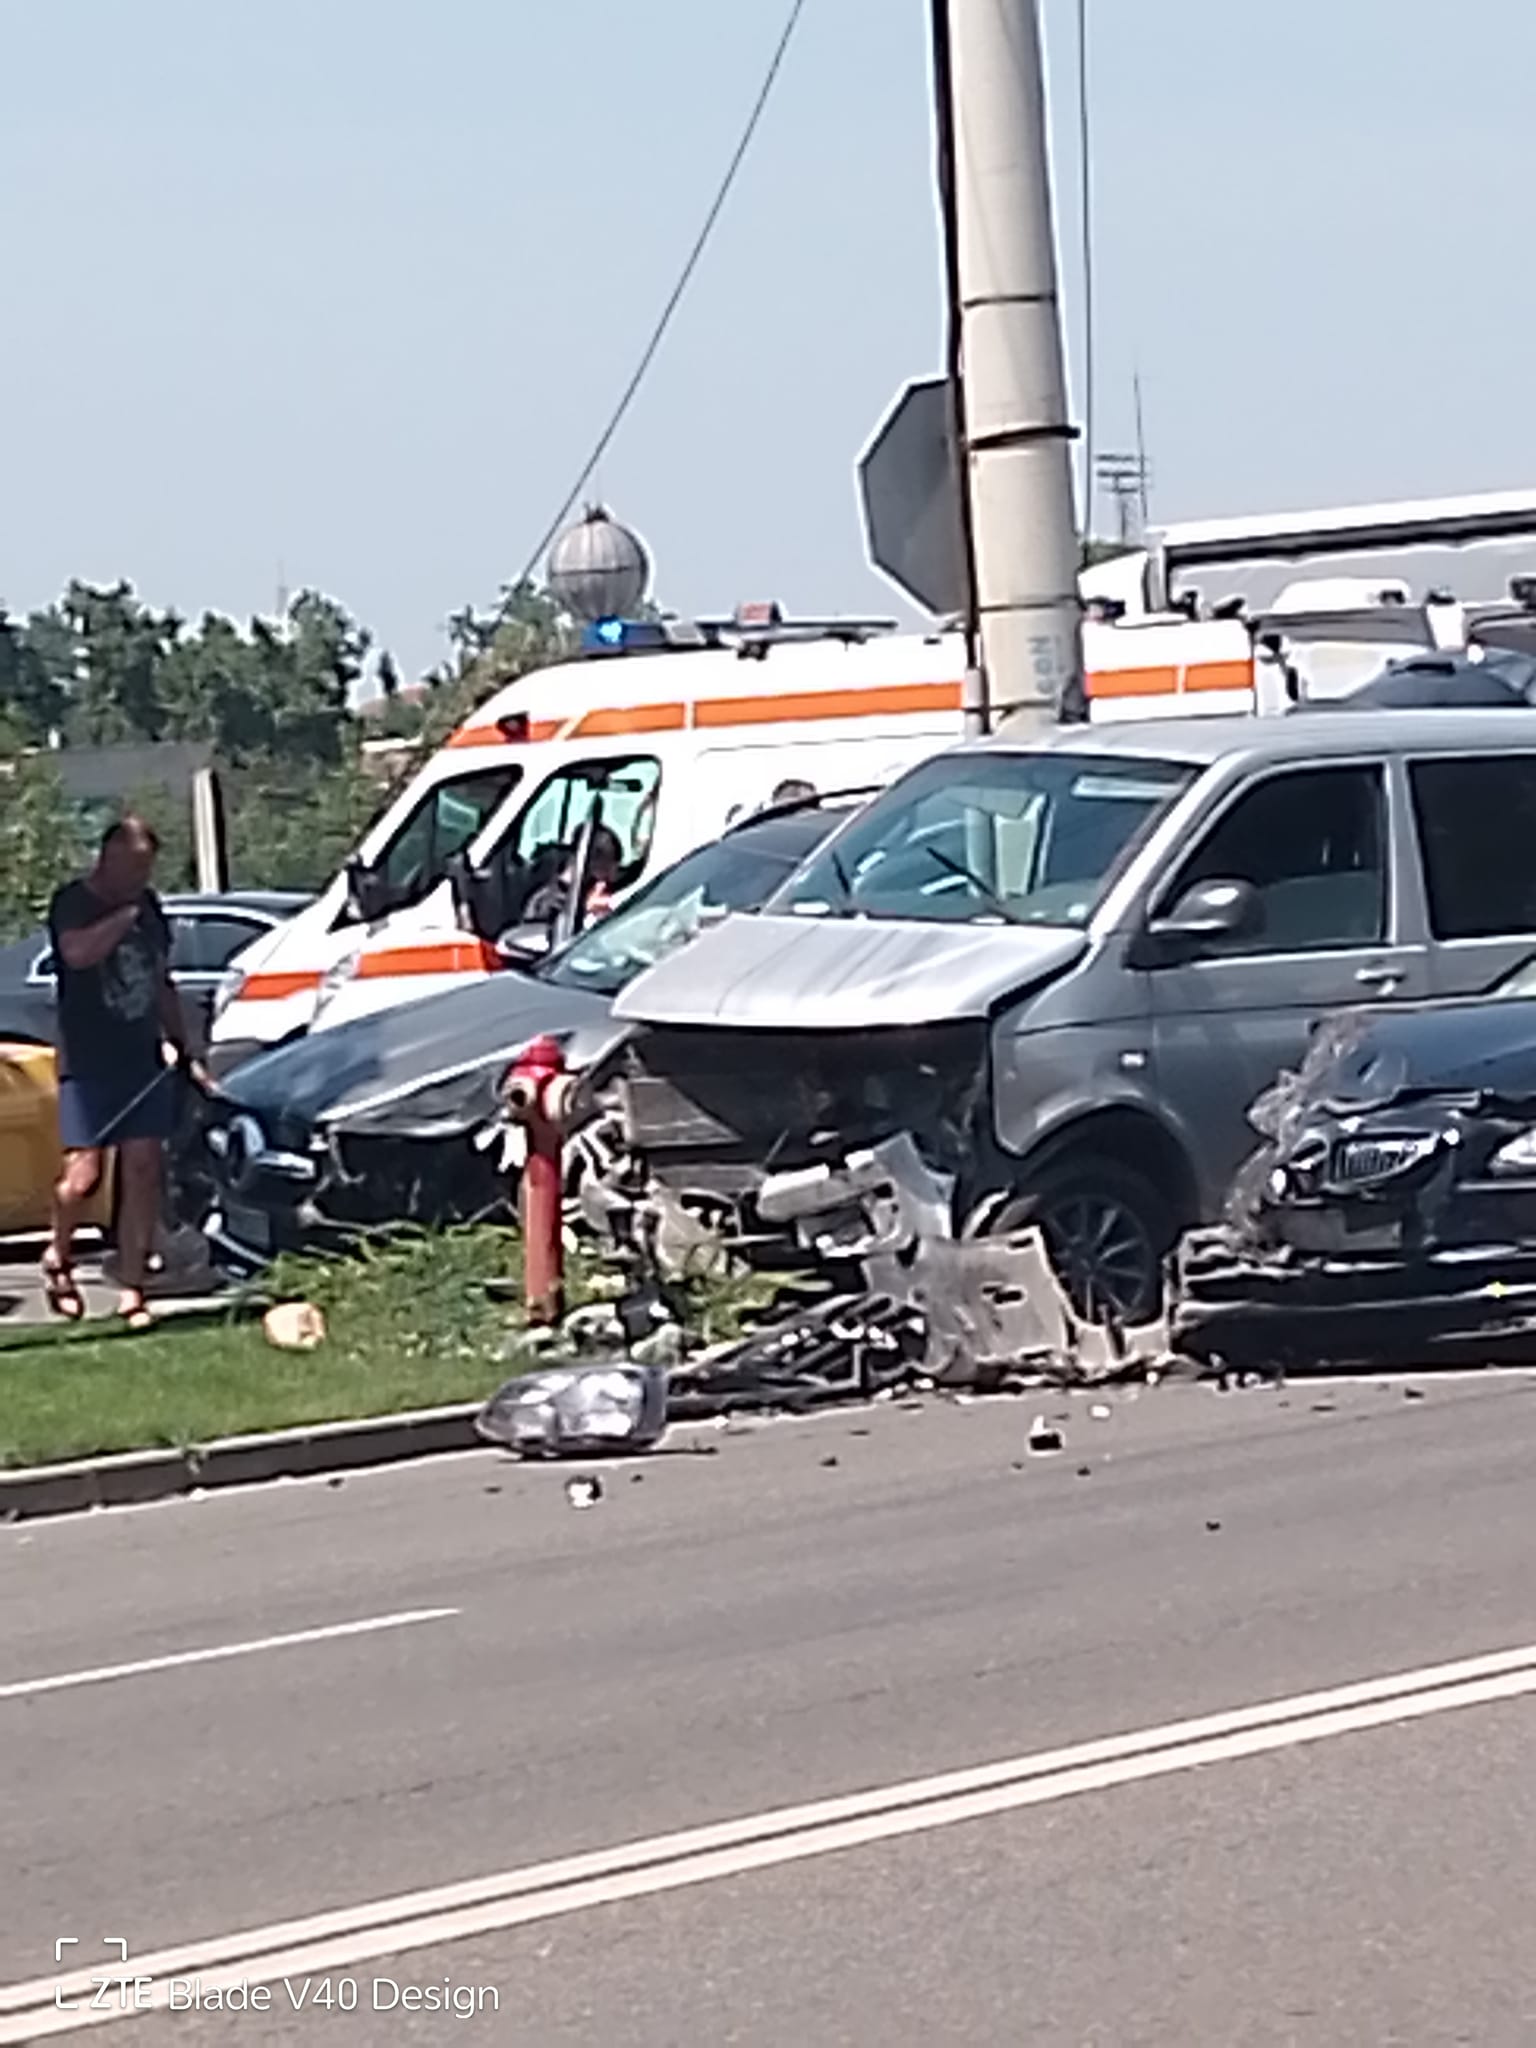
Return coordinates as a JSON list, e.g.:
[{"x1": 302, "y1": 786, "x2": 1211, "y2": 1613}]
[
  {"x1": 1279, "y1": 999, "x2": 1536, "y2": 1117},
  {"x1": 219, "y1": 971, "x2": 619, "y2": 1131},
  {"x1": 613, "y1": 914, "x2": 1086, "y2": 1030}
]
